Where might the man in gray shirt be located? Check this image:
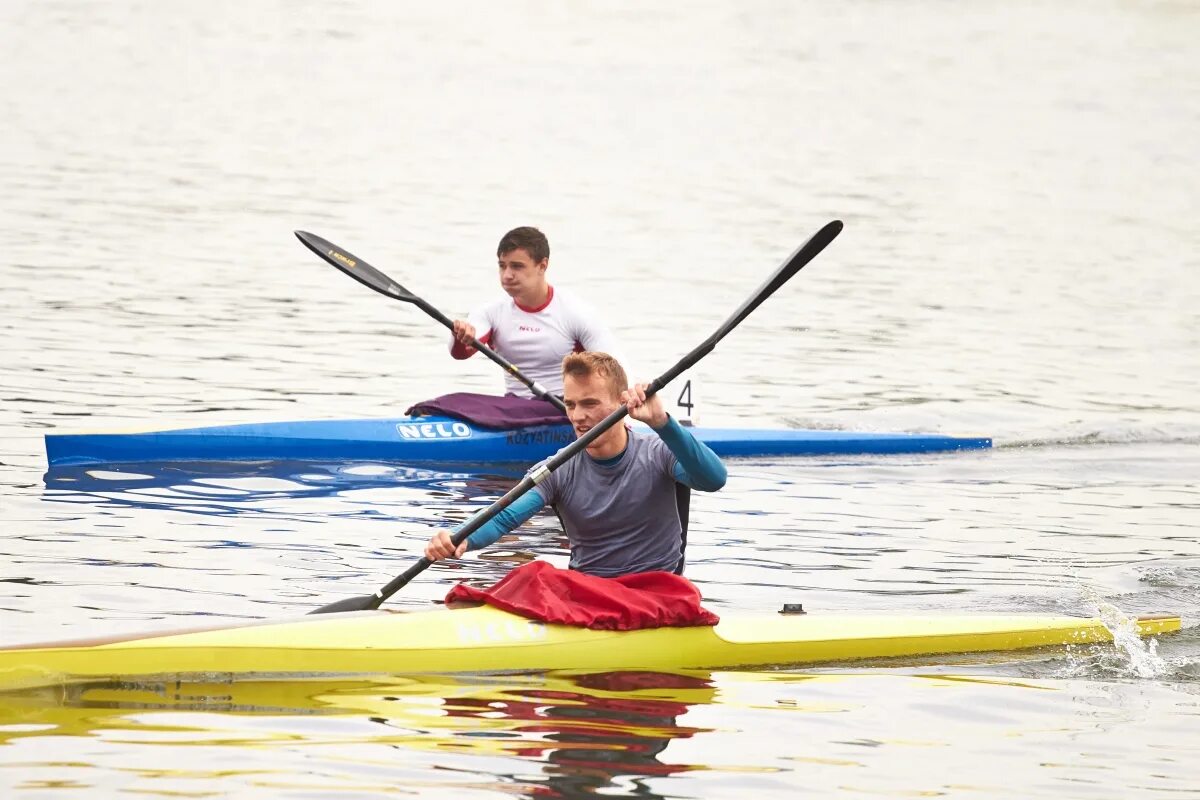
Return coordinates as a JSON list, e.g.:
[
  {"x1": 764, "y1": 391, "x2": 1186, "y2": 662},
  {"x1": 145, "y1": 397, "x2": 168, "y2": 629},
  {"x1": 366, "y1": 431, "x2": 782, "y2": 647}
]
[{"x1": 424, "y1": 351, "x2": 727, "y2": 577}]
